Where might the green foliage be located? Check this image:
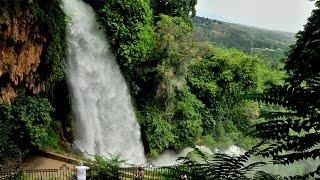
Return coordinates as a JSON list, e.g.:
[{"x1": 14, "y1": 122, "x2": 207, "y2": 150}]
[
  {"x1": 187, "y1": 48, "x2": 262, "y2": 148},
  {"x1": 136, "y1": 15, "x2": 209, "y2": 155},
  {"x1": 138, "y1": 39, "x2": 271, "y2": 154},
  {"x1": 253, "y1": 171, "x2": 283, "y2": 180},
  {"x1": 255, "y1": 63, "x2": 286, "y2": 93},
  {"x1": 134, "y1": 14, "x2": 281, "y2": 154},
  {"x1": 284, "y1": 1, "x2": 320, "y2": 84},
  {"x1": 0, "y1": 94, "x2": 57, "y2": 167},
  {"x1": 150, "y1": 0, "x2": 197, "y2": 20},
  {"x1": 251, "y1": 78, "x2": 320, "y2": 178},
  {"x1": 0, "y1": 115, "x2": 22, "y2": 167},
  {"x1": 12, "y1": 96, "x2": 54, "y2": 147},
  {"x1": 1, "y1": 94, "x2": 56, "y2": 148},
  {"x1": 188, "y1": 48, "x2": 259, "y2": 107},
  {"x1": 172, "y1": 89, "x2": 204, "y2": 147},
  {"x1": 86, "y1": 156, "x2": 122, "y2": 180},
  {"x1": 140, "y1": 88, "x2": 204, "y2": 156},
  {"x1": 32, "y1": 0, "x2": 67, "y2": 90},
  {"x1": 151, "y1": 15, "x2": 195, "y2": 101},
  {"x1": 139, "y1": 104, "x2": 177, "y2": 156}
]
